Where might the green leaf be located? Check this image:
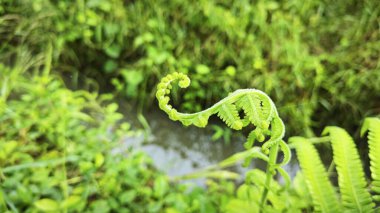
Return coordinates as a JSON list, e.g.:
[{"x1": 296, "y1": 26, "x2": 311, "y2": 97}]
[
  {"x1": 34, "y1": 199, "x2": 60, "y2": 212},
  {"x1": 154, "y1": 176, "x2": 169, "y2": 198},
  {"x1": 94, "y1": 153, "x2": 105, "y2": 168},
  {"x1": 361, "y1": 117, "x2": 380, "y2": 201},
  {"x1": 119, "y1": 191, "x2": 137, "y2": 204},
  {"x1": 61, "y1": 196, "x2": 81, "y2": 209},
  {"x1": 323, "y1": 127, "x2": 375, "y2": 211},
  {"x1": 90, "y1": 200, "x2": 110, "y2": 213},
  {"x1": 104, "y1": 60, "x2": 118, "y2": 73},
  {"x1": 225, "y1": 199, "x2": 259, "y2": 213},
  {"x1": 217, "y1": 103, "x2": 242, "y2": 130},
  {"x1": 121, "y1": 69, "x2": 144, "y2": 97},
  {"x1": 211, "y1": 125, "x2": 224, "y2": 141},
  {"x1": 236, "y1": 94, "x2": 262, "y2": 126},
  {"x1": 195, "y1": 64, "x2": 210, "y2": 75},
  {"x1": 225, "y1": 66, "x2": 236, "y2": 77},
  {"x1": 105, "y1": 45, "x2": 121, "y2": 58},
  {"x1": 291, "y1": 137, "x2": 341, "y2": 212},
  {"x1": 104, "y1": 22, "x2": 119, "y2": 36},
  {"x1": 293, "y1": 172, "x2": 312, "y2": 203}
]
